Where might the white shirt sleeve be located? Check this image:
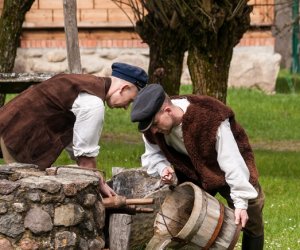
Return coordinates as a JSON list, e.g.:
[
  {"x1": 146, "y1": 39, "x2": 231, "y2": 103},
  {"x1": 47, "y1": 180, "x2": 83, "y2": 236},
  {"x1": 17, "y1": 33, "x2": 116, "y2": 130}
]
[
  {"x1": 216, "y1": 119, "x2": 258, "y2": 209},
  {"x1": 141, "y1": 134, "x2": 171, "y2": 177},
  {"x1": 70, "y1": 92, "x2": 105, "y2": 158}
]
